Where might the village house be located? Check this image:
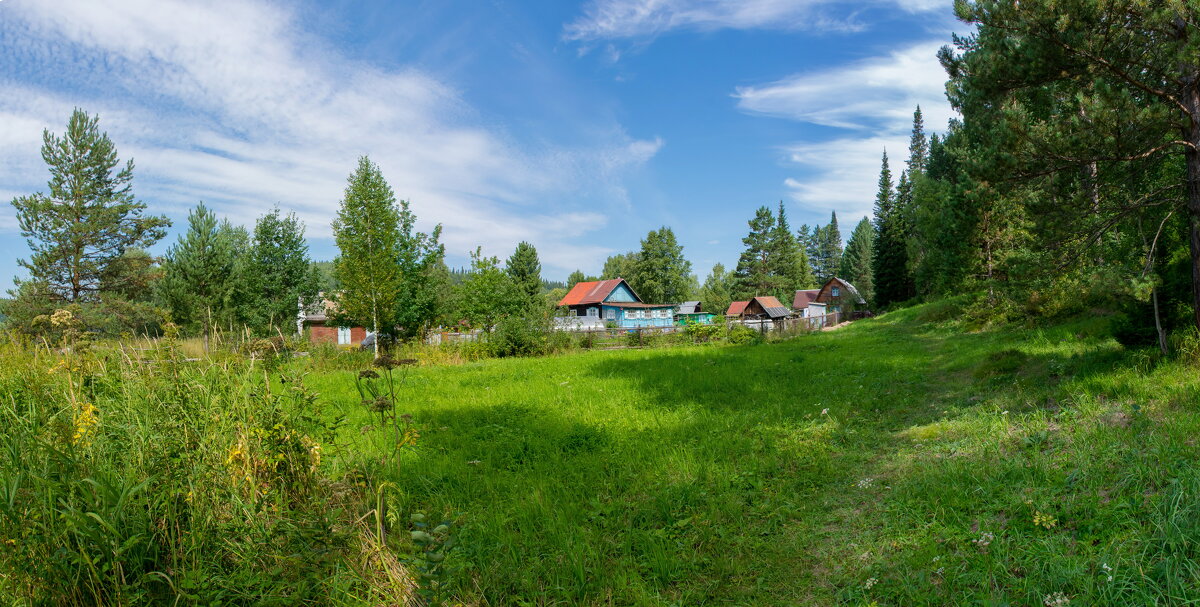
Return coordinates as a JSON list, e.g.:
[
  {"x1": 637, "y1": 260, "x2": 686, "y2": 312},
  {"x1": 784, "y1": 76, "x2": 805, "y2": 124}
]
[
  {"x1": 814, "y1": 277, "x2": 867, "y2": 316},
  {"x1": 725, "y1": 296, "x2": 793, "y2": 321},
  {"x1": 297, "y1": 295, "x2": 368, "y2": 346},
  {"x1": 558, "y1": 278, "x2": 676, "y2": 328},
  {"x1": 674, "y1": 301, "x2": 715, "y2": 326}
]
